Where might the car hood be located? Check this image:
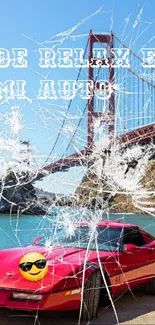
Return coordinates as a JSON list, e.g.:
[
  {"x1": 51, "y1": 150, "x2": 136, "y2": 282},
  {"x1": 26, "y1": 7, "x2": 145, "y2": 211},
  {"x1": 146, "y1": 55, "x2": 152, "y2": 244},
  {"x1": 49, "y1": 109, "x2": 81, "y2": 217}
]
[{"x1": 0, "y1": 245, "x2": 105, "y2": 293}]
